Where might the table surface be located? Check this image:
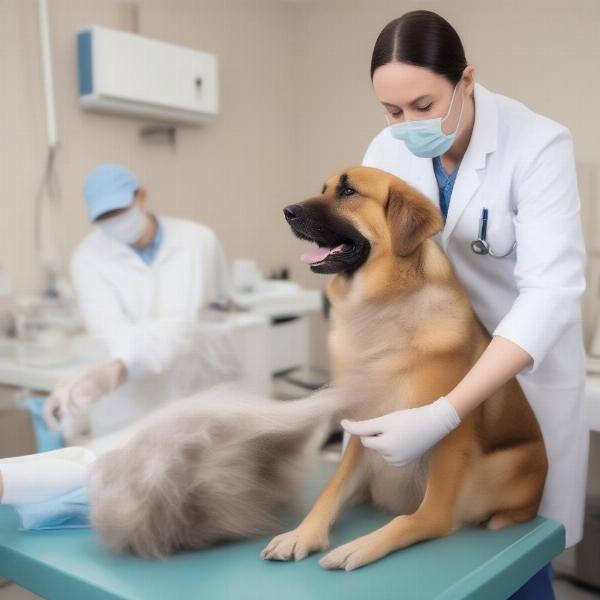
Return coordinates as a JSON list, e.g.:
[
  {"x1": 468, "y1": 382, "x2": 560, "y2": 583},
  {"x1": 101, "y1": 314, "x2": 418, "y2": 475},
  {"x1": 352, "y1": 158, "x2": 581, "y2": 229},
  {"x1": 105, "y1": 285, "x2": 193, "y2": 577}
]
[{"x1": 0, "y1": 460, "x2": 565, "y2": 600}]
